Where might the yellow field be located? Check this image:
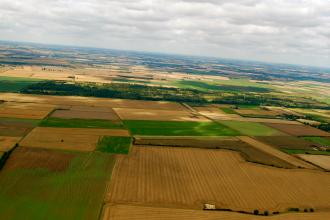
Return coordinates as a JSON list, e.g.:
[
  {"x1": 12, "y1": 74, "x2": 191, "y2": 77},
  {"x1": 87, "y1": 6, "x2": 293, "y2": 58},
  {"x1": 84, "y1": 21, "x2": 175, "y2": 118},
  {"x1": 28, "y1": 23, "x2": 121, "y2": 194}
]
[
  {"x1": 0, "y1": 93, "x2": 185, "y2": 110},
  {"x1": 19, "y1": 127, "x2": 129, "y2": 152},
  {"x1": 103, "y1": 205, "x2": 330, "y2": 220},
  {"x1": 107, "y1": 146, "x2": 330, "y2": 213},
  {"x1": 297, "y1": 154, "x2": 330, "y2": 170},
  {"x1": 0, "y1": 136, "x2": 21, "y2": 152},
  {"x1": 113, "y1": 108, "x2": 209, "y2": 121}
]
